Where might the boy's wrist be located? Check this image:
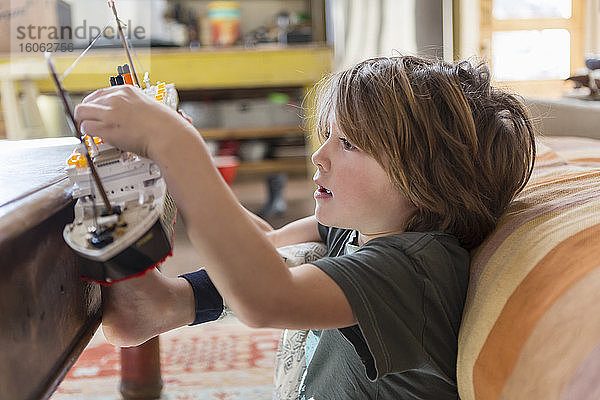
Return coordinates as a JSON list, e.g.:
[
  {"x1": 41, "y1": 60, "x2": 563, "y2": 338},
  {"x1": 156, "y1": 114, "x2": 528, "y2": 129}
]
[
  {"x1": 179, "y1": 269, "x2": 224, "y2": 325},
  {"x1": 147, "y1": 111, "x2": 197, "y2": 163}
]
